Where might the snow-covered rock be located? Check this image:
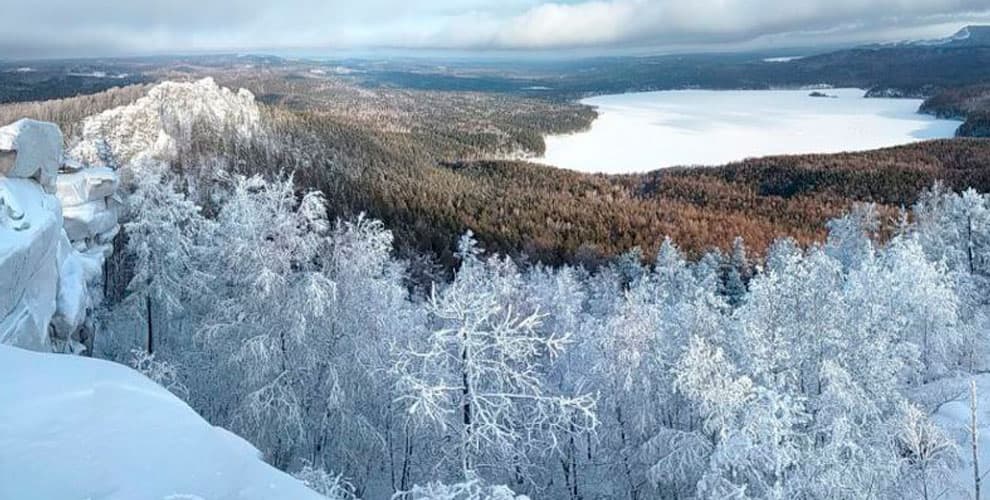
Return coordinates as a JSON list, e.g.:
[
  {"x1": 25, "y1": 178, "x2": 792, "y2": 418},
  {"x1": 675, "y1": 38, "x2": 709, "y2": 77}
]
[
  {"x1": 56, "y1": 165, "x2": 120, "y2": 265},
  {"x1": 0, "y1": 344, "x2": 325, "y2": 500},
  {"x1": 56, "y1": 166, "x2": 118, "y2": 205},
  {"x1": 69, "y1": 77, "x2": 261, "y2": 172},
  {"x1": 0, "y1": 178, "x2": 64, "y2": 349},
  {"x1": 0, "y1": 120, "x2": 120, "y2": 352},
  {"x1": 0, "y1": 118, "x2": 62, "y2": 191},
  {"x1": 62, "y1": 197, "x2": 118, "y2": 241}
]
